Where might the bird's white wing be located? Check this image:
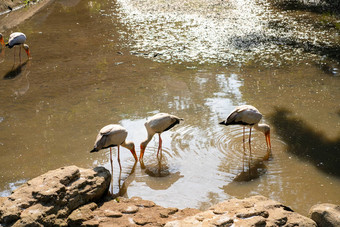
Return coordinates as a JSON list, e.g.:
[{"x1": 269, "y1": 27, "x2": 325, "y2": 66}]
[
  {"x1": 227, "y1": 105, "x2": 262, "y2": 125},
  {"x1": 147, "y1": 113, "x2": 181, "y2": 133},
  {"x1": 8, "y1": 33, "x2": 26, "y2": 47},
  {"x1": 94, "y1": 124, "x2": 127, "y2": 149}
]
